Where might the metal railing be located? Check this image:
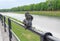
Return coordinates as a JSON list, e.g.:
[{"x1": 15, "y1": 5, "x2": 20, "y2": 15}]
[{"x1": 0, "y1": 14, "x2": 60, "y2": 41}]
